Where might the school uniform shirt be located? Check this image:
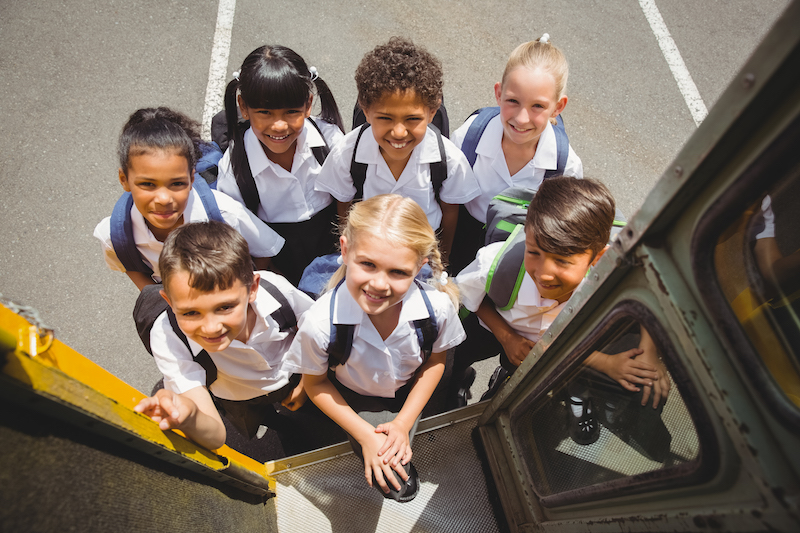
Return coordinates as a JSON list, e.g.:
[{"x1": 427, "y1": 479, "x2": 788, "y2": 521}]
[
  {"x1": 451, "y1": 114, "x2": 583, "y2": 223},
  {"x1": 150, "y1": 272, "x2": 314, "y2": 401},
  {"x1": 94, "y1": 189, "x2": 285, "y2": 282},
  {"x1": 284, "y1": 281, "x2": 466, "y2": 398},
  {"x1": 217, "y1": 118, "x2": 344, "y2": 223},
  {"x1": 456, "y1": 241, "x2": 569, "y2": 343},
  {"x1": 314, "y1": 126, "x2": 481, "y2": 229}
]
